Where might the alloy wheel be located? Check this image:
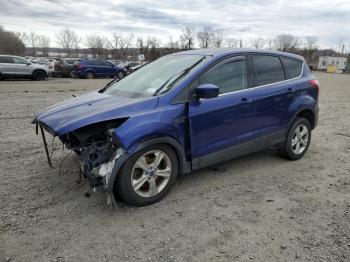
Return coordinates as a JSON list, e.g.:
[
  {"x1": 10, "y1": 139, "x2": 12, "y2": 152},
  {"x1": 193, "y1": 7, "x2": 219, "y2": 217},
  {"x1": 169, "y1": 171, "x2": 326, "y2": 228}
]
[
  {"x1": 86, "y1": 72, "x2": 94, "y2": 79},
  {"x1": 291, "y1": 124, "x2": 309, "y2": 154},
  {"x1": 131, "y1": 150, "x2": 172, "y2": 198}
]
